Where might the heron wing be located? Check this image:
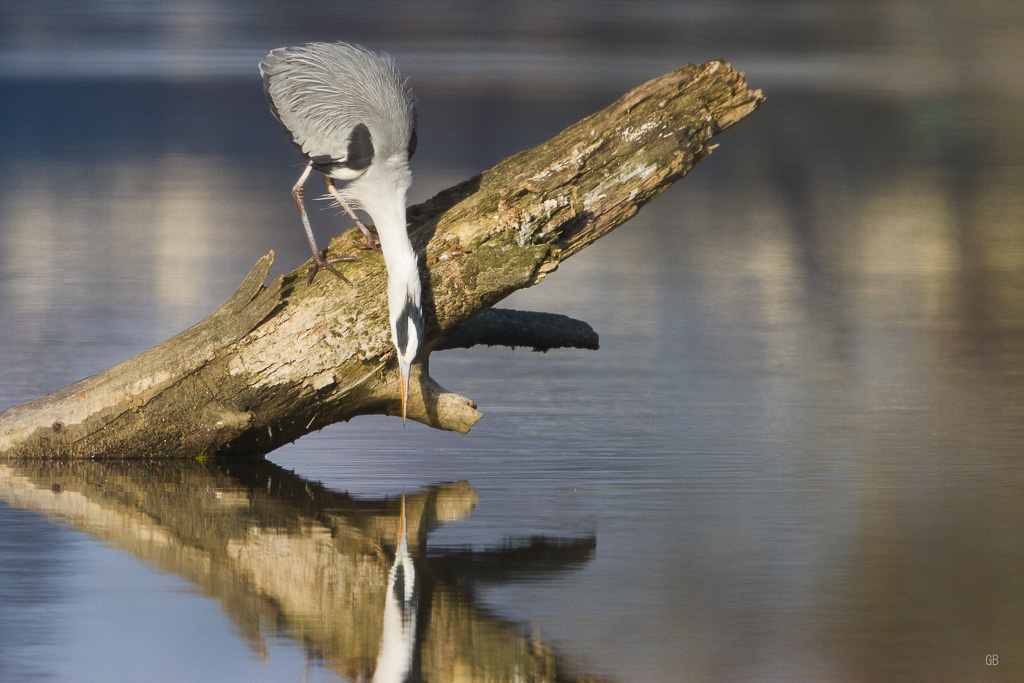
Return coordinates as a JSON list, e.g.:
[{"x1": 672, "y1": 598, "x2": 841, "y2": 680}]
[
  {"x1": 260, "y1": 46, "x2": 357, "y2": 163},
  {"x1": 260, "y1": 43, "x2": 410, "y2": 168}
]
